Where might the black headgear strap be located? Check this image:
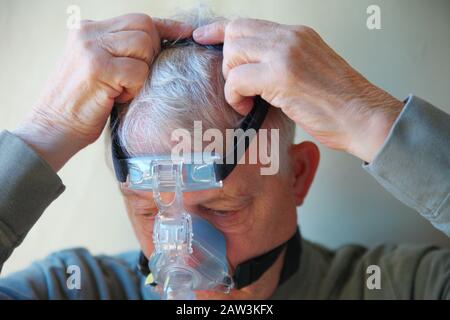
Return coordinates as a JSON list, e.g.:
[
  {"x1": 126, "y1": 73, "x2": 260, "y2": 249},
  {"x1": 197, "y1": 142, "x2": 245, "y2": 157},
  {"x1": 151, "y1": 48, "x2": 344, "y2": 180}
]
[{"x1": 111, "y1": 38, "x2": 302, "y2": 290}]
